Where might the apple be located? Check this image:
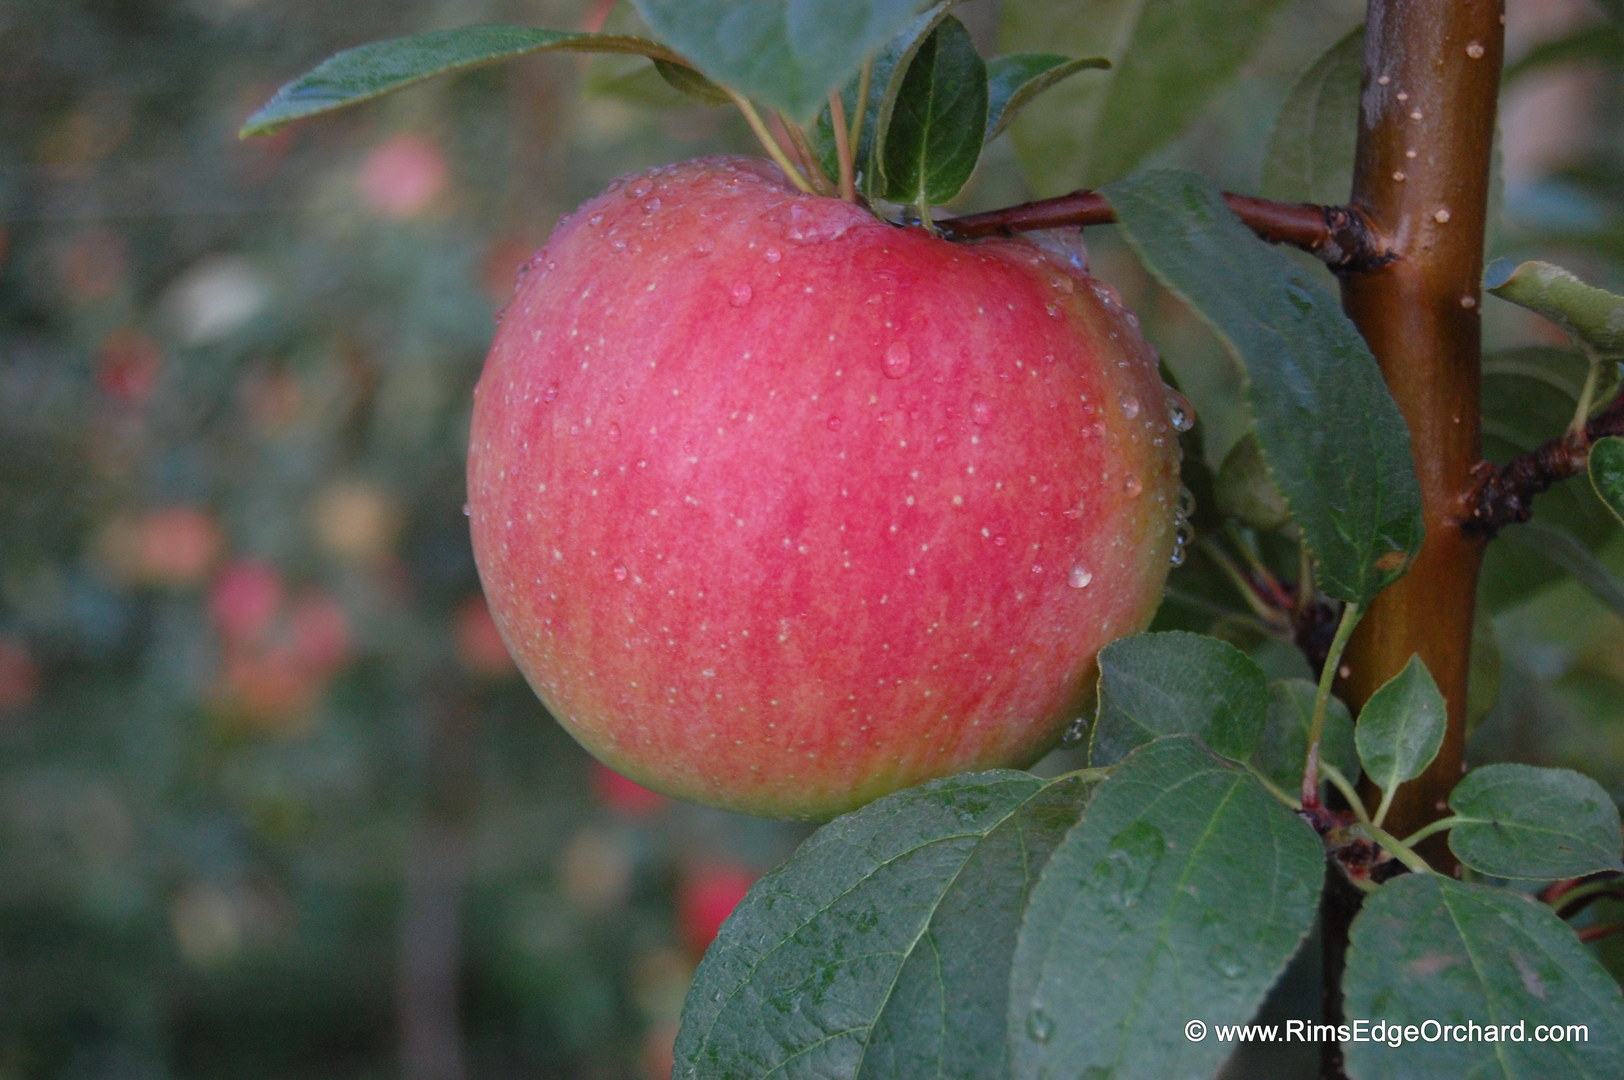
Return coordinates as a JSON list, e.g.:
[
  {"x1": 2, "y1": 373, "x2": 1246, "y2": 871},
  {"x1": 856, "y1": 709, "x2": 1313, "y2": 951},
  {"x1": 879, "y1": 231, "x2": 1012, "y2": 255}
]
[{"x1": 468, "y1": 156, "x2": 1183, "y2": 819}]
